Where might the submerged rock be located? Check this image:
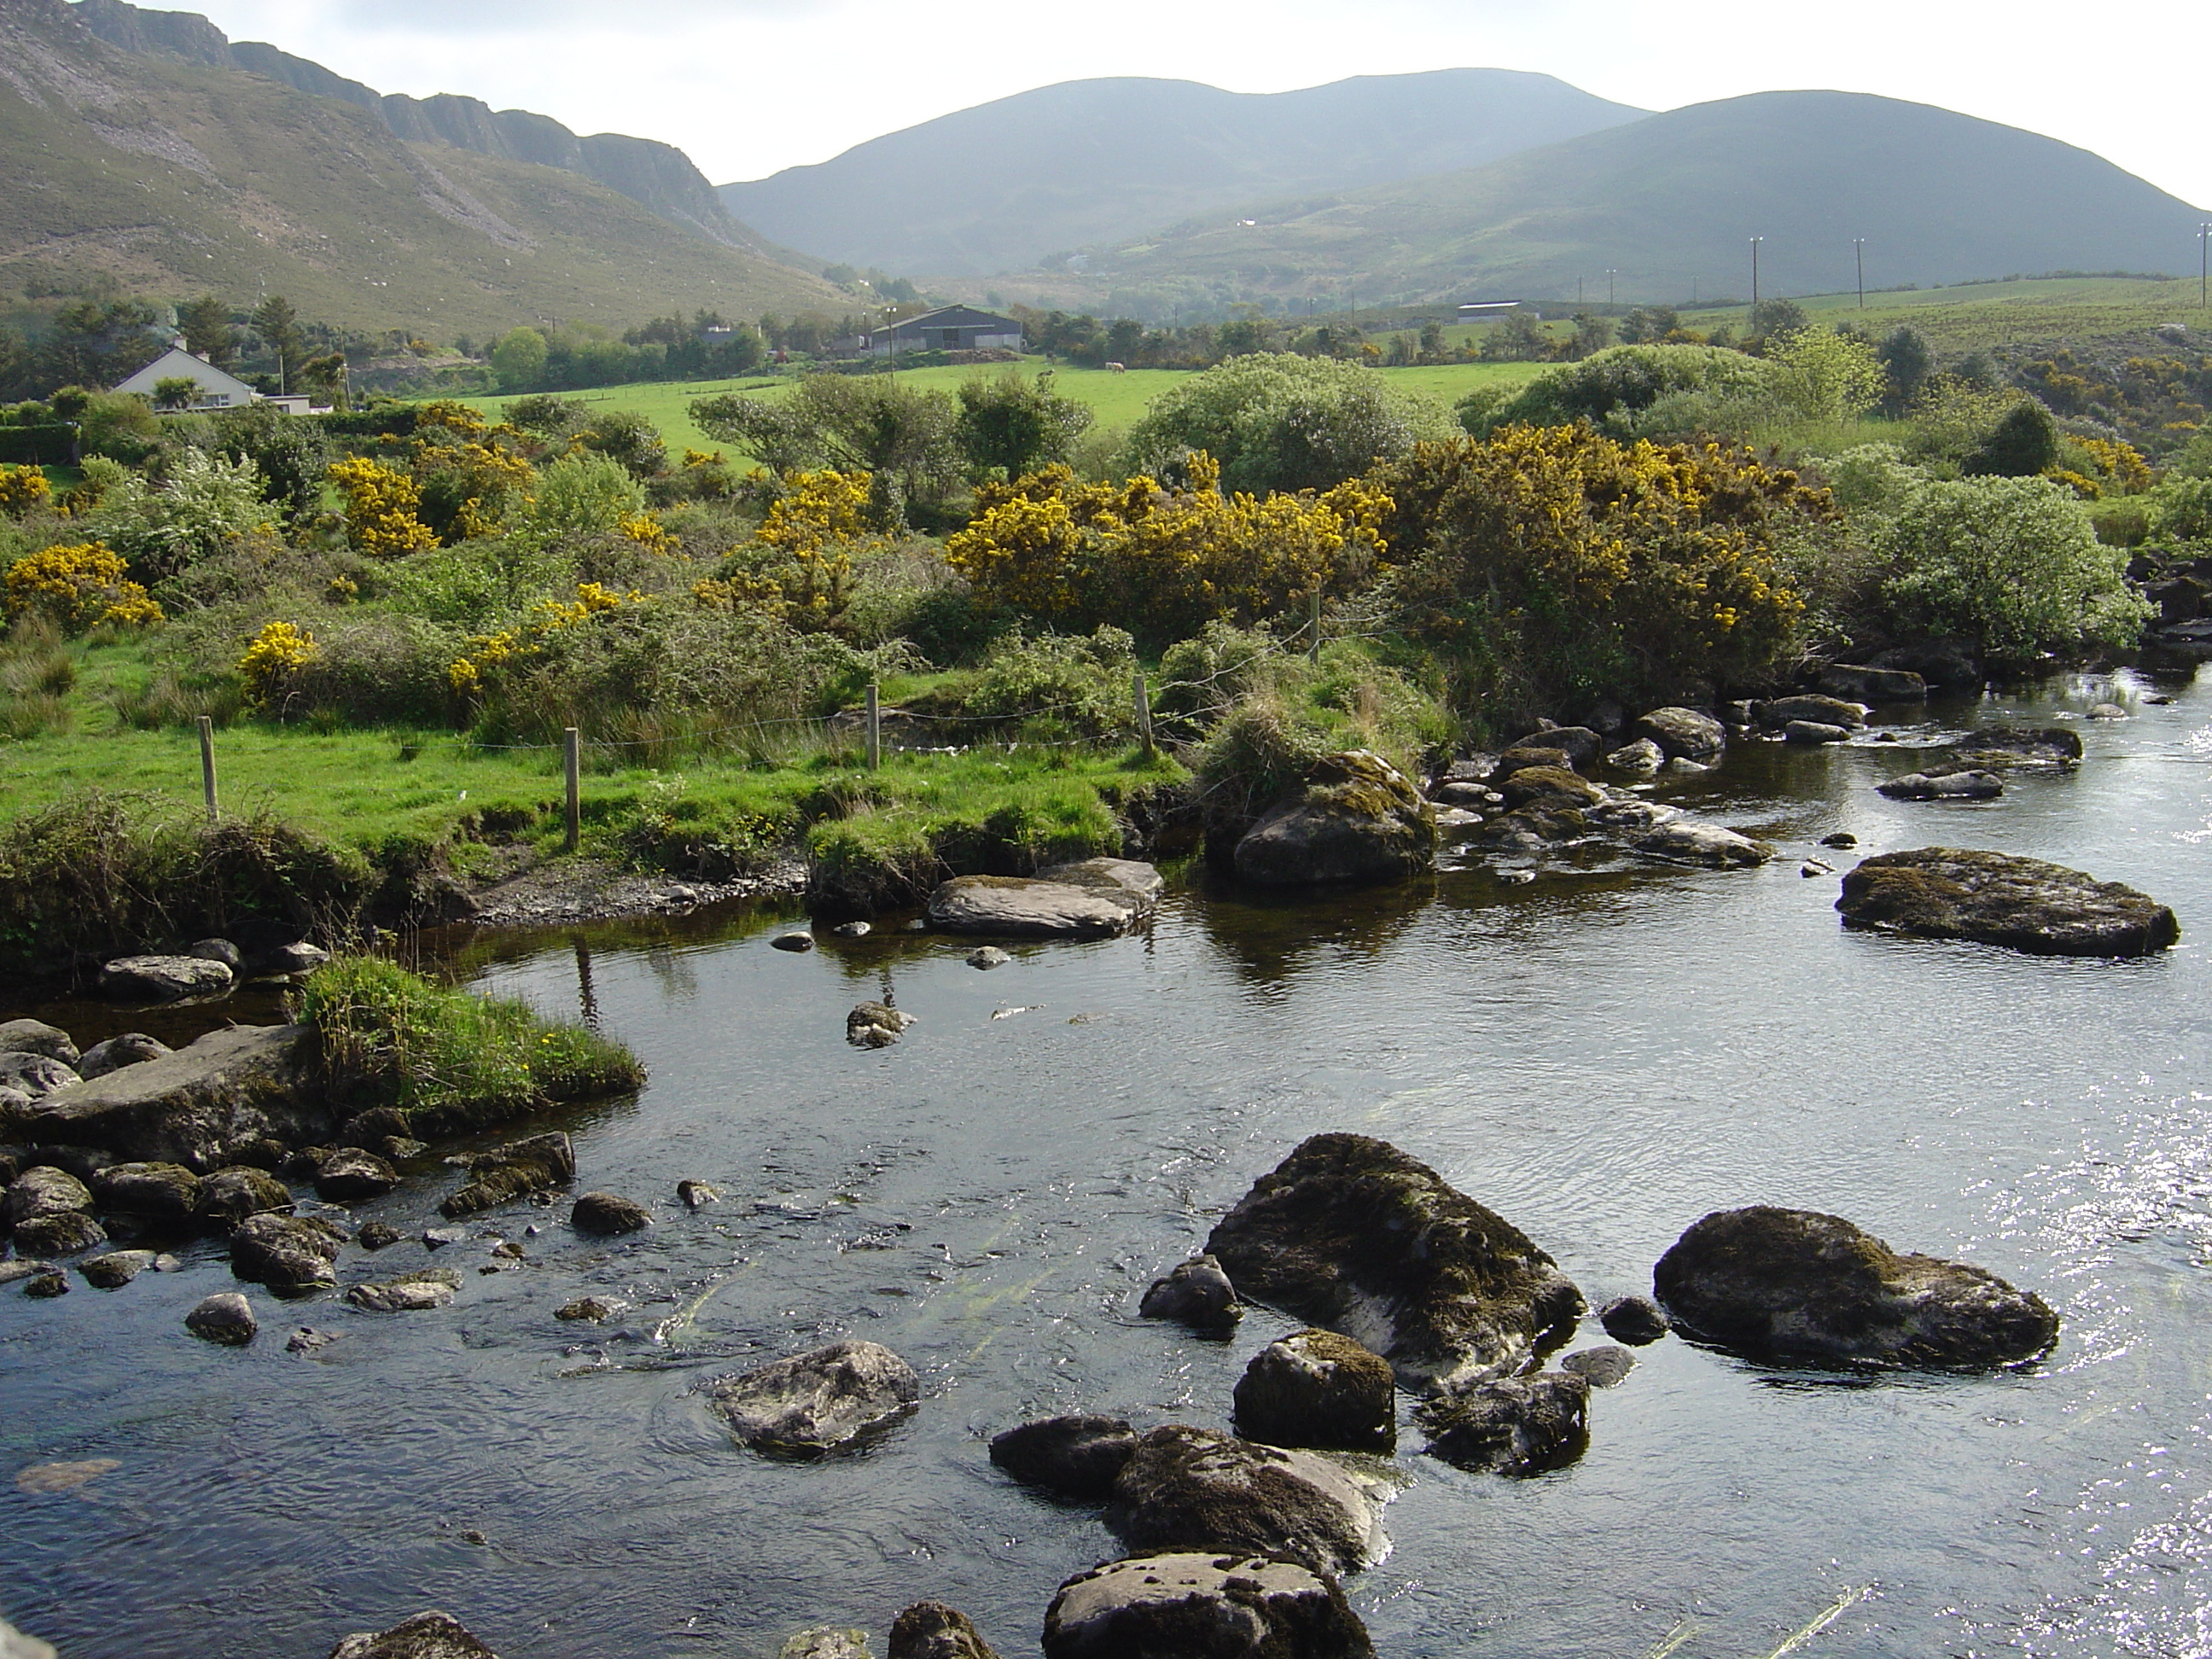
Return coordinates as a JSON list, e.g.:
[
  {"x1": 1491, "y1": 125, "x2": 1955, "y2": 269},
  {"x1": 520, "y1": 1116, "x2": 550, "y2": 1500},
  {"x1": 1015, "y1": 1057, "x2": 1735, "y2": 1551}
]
[
  {"x1": 1112, "y1": 1424, "x2": 1380, "y2": 1575},
  {"x1": 1598, "y1": 1295, "x2": 1671, "y2": 1345},
  {"x1": 1138, "y1": 1254, "x2": 1240, "y2": 1330},
  {"x1": 772, "y1": 930, "x2": 816, "y2": 952},
  {"x1": 847, "y1": 1003, "x2": 915, "y2": 1048},
  {"x1": 1232, "y1": 750, "x2": 1435, "y2": 888},
  {"x1": 571, "y1": 1191, "x2": 650, "y2": 1235},
  {"x1": 0, "y1": 1020, "x2": 79, "y2": 1066},
  {"x1": 328, "y1": 1611, "x2": 499, "y2": 1658},
  {"x1": 1935, "y1": 726, "x2": 2082, "y2": 770},
  {"x1": 1837, "y1": 847, "x2": 2179, "y2": 957},
  {"x1": 778, "y1": 1631, "x2": 872, "y2": 1659},
  {"x1": 965, "y1": 946, "x2": 1012, "y2": 969},
  {"x1": 887, "y1": 1602, "x2": 1000, "y2": 1659},
  {"x1": 1042, "y1": 1551, "x2": 1374, "y2": 1659},
  {"x1": 100, "y1": 954, "x2": 233, "y2": 1003},
  {"x1": 1420, "y1": 1371, "x2": 1590, "y2": 1474},
  {"x1": 1653, "y1": 1206, "x2": 2058, "y2": 1368},
  {"x1": 989, "y1": 1414, "x2": 1138, "y2": 1500},
  {"x1": 1819, "y1": 663, "x2": 1928, "y2": 702},
  {"x1": 230, "y1": 1212, "x2": 344, "y2": 1295},
  {"x1": 440, "y1": 1131, "x2": 577, "y2": 1218},
  {"x1": 708, "y1": 1339, "x2": 921, "y2": 1453},
  {"x1": 1784, "y1": 719, "x2": 1852, "y2": 746},
  {"x1": 1761, "y1": 695, "x2": 1867, "y2": 730},
  {"x1": 1561, "y1": 1345, "x2": 1638, "y2": 1388},
  {"x1": 1204, "y1": 1133, "x2": 1582, "y2": 1394},
  {"x1": 1877, "y1": 770, "x2": 2004, "y2": 800},
  {"x1": 346, "y1": 1268, "x2": 463, "y2": 1312},
  {"x1": 186, "y1": 1291, "x2": 258, "y2": 1346},
  {"x1": 1235, "y1": 1329, "x2": 1396, "y2": 1453},
  {"x1": 677, "y1": 1179, "x2": 720, "y2": 1209}
]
